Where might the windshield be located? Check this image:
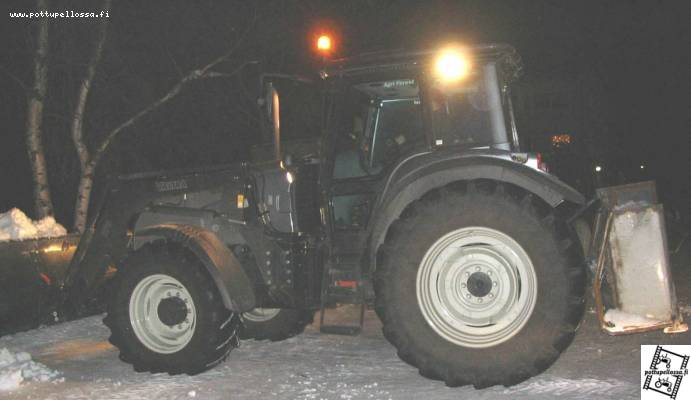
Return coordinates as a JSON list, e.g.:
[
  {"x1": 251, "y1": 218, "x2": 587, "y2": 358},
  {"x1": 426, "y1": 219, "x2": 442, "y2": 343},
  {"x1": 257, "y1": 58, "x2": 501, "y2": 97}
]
[{"x1": 428, "y1": 62, "x2": 510, "y2": 150}]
